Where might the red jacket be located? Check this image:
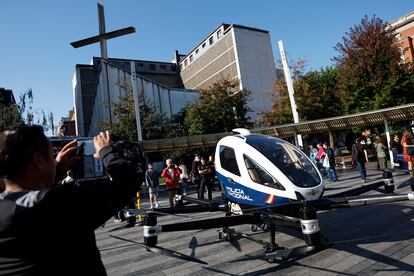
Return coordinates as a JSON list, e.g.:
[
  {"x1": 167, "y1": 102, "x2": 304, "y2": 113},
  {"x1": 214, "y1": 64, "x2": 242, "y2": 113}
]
[{"x1": 161, "y1": 166, "x2": 182, "y2": 188}]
